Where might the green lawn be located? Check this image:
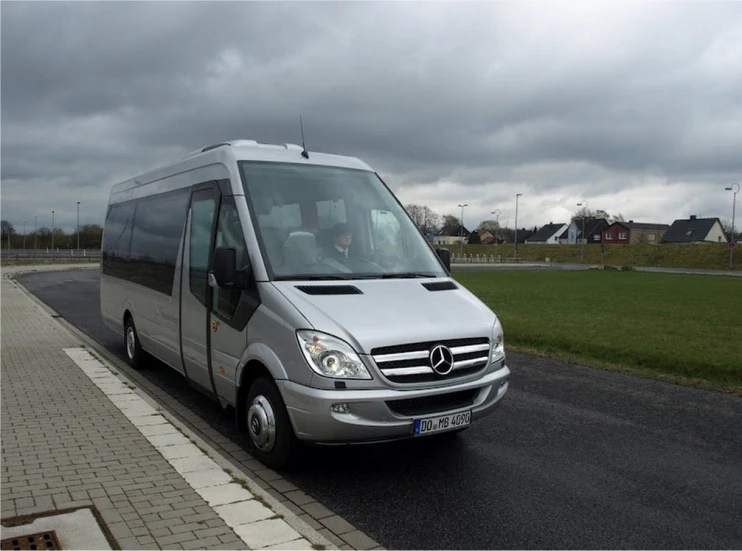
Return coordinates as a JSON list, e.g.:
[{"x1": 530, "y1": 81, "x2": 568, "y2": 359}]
[{"x1": 454, "y1": 270, "x2": 742, "y2": 393}]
